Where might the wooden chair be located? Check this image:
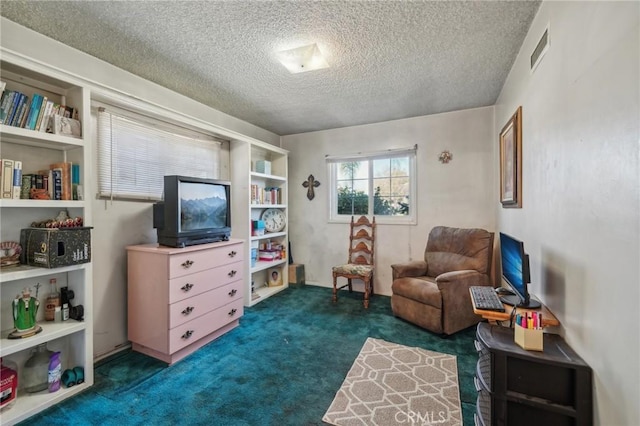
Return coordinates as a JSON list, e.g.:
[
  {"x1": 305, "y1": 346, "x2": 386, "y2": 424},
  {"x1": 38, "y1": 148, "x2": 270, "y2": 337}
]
[{"x1": 332, "y1": 216, "x2": 376, "y2": 308}]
